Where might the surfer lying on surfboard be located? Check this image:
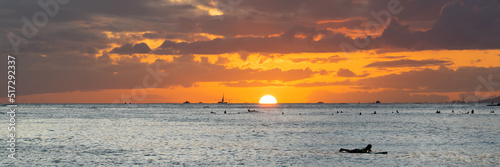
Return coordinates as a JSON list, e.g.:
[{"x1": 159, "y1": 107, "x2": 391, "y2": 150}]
[{"x1": 339, "y1": 144, "x2": 372, "y2": 153}]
